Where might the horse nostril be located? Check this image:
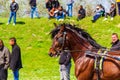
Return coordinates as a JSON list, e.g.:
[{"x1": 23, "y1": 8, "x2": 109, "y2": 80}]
[{"x1": 49, "y1": 53, "x2": 53, "y2": 57}]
